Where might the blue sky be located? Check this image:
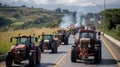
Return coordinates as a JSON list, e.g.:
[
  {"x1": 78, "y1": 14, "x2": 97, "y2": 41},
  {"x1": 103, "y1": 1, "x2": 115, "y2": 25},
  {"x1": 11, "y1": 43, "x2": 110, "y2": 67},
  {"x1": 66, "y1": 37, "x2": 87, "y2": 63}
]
[{"x1": 0, "y1": 0, "x2": 120, "y2": 13}]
